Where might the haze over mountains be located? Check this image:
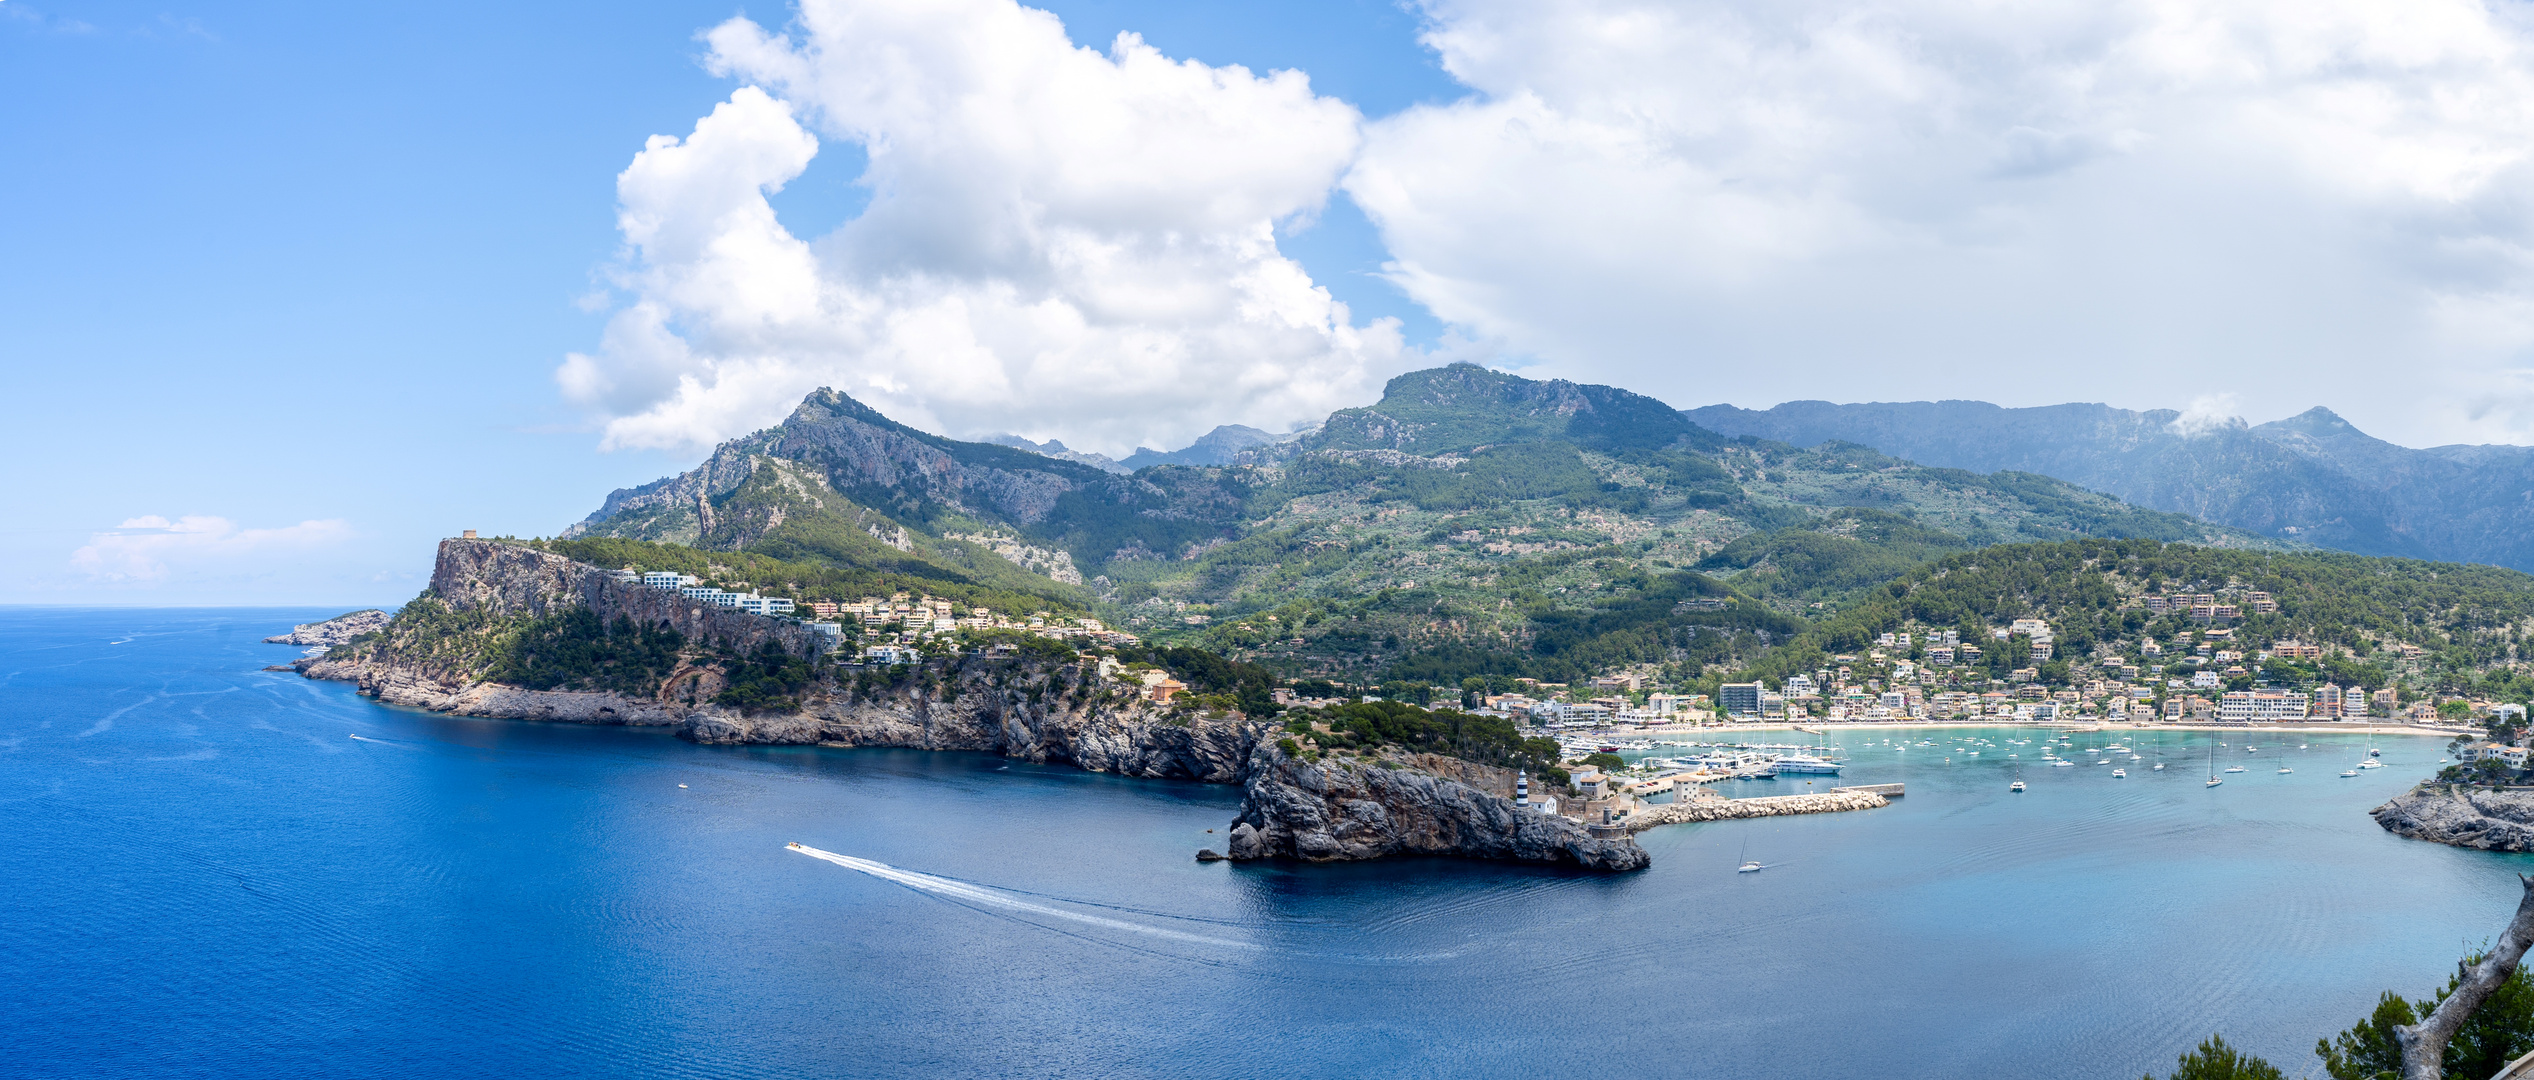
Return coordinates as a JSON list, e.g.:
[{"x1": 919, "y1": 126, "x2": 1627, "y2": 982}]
[{"x1": 1685, "y1": 400, "x2": 2534, "y2": 572}]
